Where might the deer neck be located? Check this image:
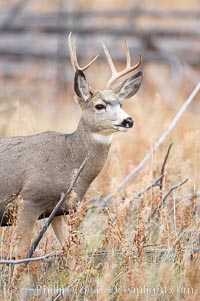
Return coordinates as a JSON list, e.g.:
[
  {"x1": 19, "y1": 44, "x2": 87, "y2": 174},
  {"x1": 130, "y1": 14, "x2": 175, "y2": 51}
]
[
  {"x1": 62, "y1": 117, "x2": 112, "y2": 196},
  {"x1": 76, "y1": 117, "x2": 113, "y2": 150},
  {"x1": 65, "y1": 117, "x2": 113, "y2": 169}
]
